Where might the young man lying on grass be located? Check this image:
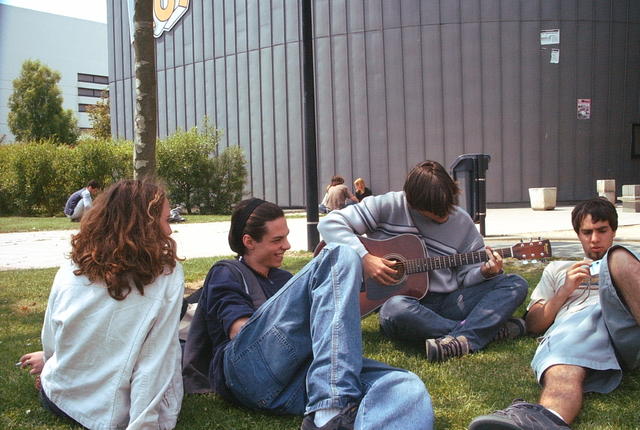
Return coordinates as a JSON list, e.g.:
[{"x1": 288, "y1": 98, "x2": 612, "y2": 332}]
[
  {"x1": 470, "y1": 198, "x2": 640, "y2": 430},
  {"x1": 182, "y1": 198, "x2": 434, "y2": 430}
]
